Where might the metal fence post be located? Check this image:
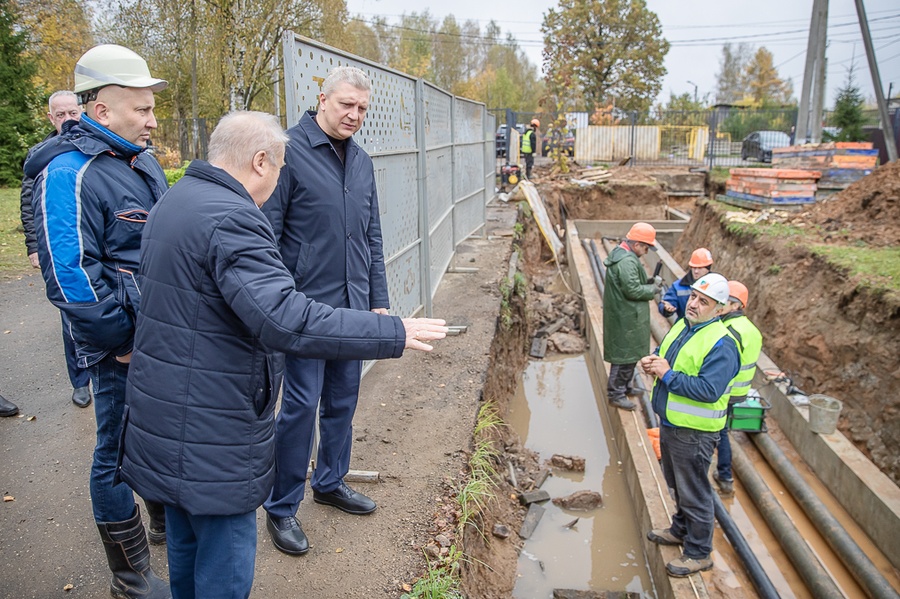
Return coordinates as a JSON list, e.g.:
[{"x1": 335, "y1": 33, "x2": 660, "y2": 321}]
[
  {"x1": 630, "y1": 111, "x2": 637, "y2": 166},
  {"x1": 414, "y1": 79, "x2": 433, "y2": 318},
  {"x1": 708, "y1": 109, "x2": 718, "y2": 170}
]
